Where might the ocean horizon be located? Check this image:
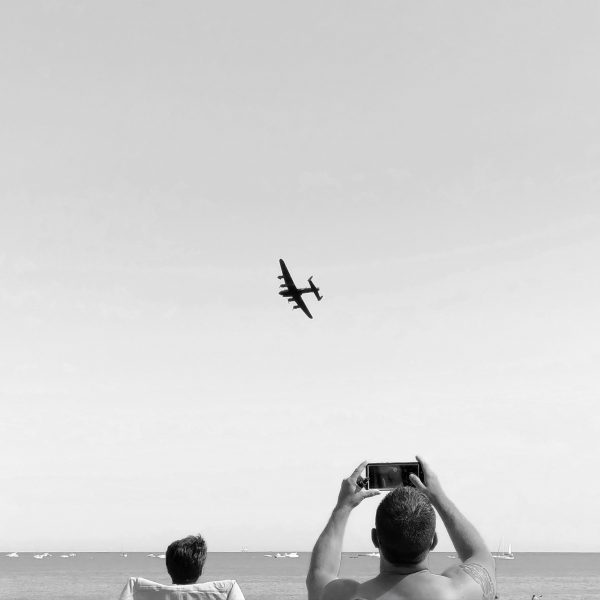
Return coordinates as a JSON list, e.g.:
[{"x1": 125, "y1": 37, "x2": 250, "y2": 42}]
[{"x1": 1, "y1": 552, "x2": 599, "y2": 600}]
